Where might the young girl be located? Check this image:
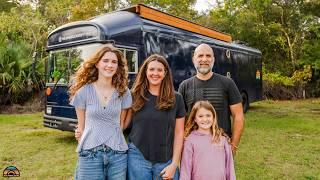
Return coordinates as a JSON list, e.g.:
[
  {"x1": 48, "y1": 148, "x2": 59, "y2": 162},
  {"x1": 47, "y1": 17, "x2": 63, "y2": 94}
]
[
  {"x1": 124, "y1": 54, "x2": 186, "y2": 180},
  {"x1": 70, "y1": 44, "x2": 132, "y2": 180},
  {"x1": 180, "y1": 101, "x2": 236, "y2": 180}
]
